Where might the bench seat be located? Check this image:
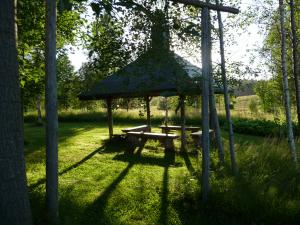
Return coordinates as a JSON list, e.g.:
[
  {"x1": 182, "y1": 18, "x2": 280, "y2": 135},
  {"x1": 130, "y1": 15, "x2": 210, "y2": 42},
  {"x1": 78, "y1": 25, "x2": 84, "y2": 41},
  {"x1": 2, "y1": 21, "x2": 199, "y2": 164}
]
[
  {"x1": 191, "y1": 129, "x2": 215, "y2": 147},
  {"x1": 122, "y1": 125, "x2": 150, "y2": 133},
  {"x1": 126, "y1": 131, "x2": 179, "y2": 151},
  {"x1": 159, "y1": 125, "x2": 201, "y2": 133}
]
